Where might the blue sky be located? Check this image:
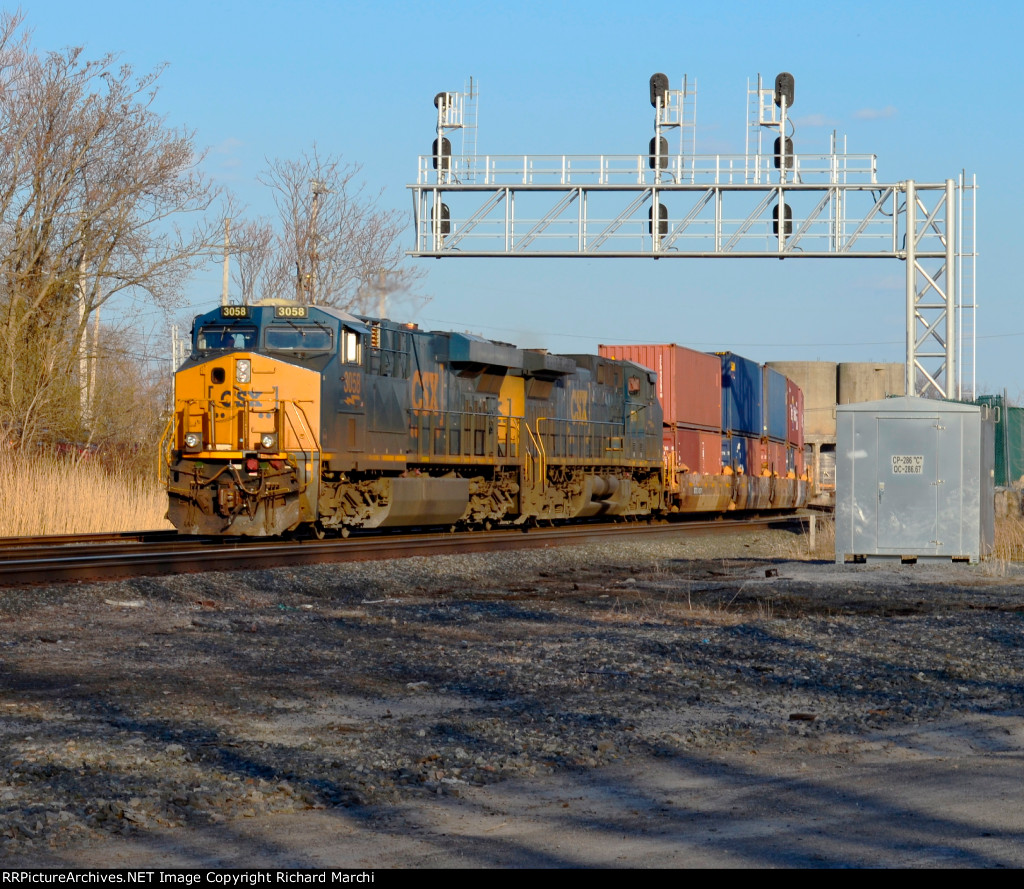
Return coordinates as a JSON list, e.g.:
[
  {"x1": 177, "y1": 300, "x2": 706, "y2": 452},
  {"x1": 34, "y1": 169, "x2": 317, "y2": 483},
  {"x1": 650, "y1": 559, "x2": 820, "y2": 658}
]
[{"x1": 28, "y1": 0, "x2": 1022, "y2": 395}]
